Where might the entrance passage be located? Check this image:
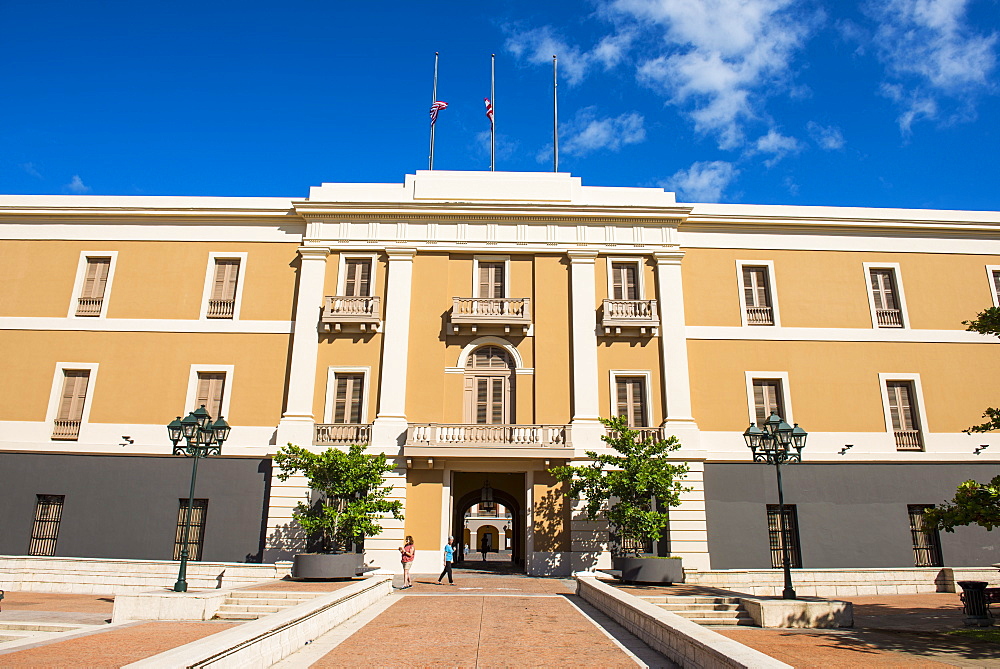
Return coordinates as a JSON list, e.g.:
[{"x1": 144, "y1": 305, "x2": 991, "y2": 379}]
[{"x1": 451, "y1": 471, "x2": 524, "y2": 574}]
